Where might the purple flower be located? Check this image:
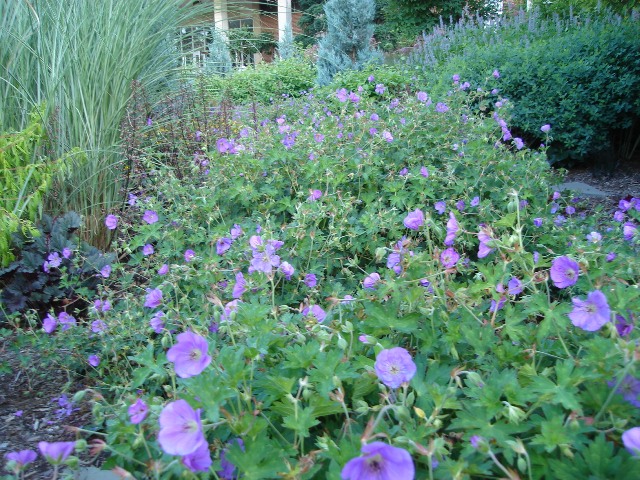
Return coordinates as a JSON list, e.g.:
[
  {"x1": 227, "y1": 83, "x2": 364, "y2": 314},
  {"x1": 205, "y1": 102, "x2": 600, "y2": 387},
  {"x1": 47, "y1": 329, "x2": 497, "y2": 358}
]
[
  {"x1": 623, "y1": 222, "x2": 637, "y2": 241},
  {"x1": 434, "y1": 201, "x2": 446, "y2": 215},
  {"x1": 302, "y1": 304, "x2": 327, "y2": 322},
  {"x1": 387, "y1": 252, "x2": 402, "y2": 271},
  {"x1": 490, "y1": 297, "x2": 507, "y2": 313},
  {"x1": 167, "y1": 331, "x2": 211, "y2": 378},
  {"x1": 615, "y1": 313, "x2": 634, "y2": 337},
  {"x1": 586, "y1": 231, "x2": 602, "y2": 243},
  {"x1": 613, "y1": 210, "x2": 625, "y2": 222},
  {"x1": 622, "y1": 427, "x2": 640, "y2": 457},
  {"x1": 533, "y1": 251, "x2": 540, "y2": 264},
  {"x1": 507, "y1": 277, "x2": 523, "y2": 295},
  {"x1": 307, "y1": 189, "x2": 322, "y2": 202},
  {"x1": 435, "y1": 102, "x2": 449, "y2": 113},
  {"x1": 88, "y1": 355, "x2": 100, "y2": 367},
  {"x1": 420, "y1": 166, "x2": 429, "y2": 178},
  {"x1": 416, "y1": 91, "x2": 429, "y2": 102},
  {"x1": 477, "y1": 228, "x2": 495, "y2": 259},
  {"x1": 452, "y1": 74, "x2": 460, "y2": 82},
  {"x1": 533, "y1": 218, "x2": 543, "y2": 227},
  {"x1": 568, "y1": 290, "x2": 610, "y2": 331},
  {"x1": 470, "y1": 435, "x2": 484, "y2": 449},
  {"x1": 550, "y1": 256, "x2": 580, "y2": 288},
  {"x1": 158, "y1": 264, "x2": 169, "y2": 275},
  {"x1": 144, "y1": 288, "x2": 163, "y2": 308},
  {"x1": 398, "y1": 167, "x2": 408, "y2": 176},
  {"x1": 217, "y1": 238, "x2": 232, "y2": 255},
  {"x1": 444, "y1": 212, "x2": 459, "y2": 246},
  {"x1": 150, "y1": 311, "x2": 165, "y2": 333},
  {"x1": 100, "y1": 264, "x2": 112, "y2": 278},
  {"x1": 58, "y1": 312, "x2": 76, "y2": 331},
  {"x1": 610, "y1": 375, "x2": 640, "y2": 408},
  {"x1": 493, "y1": 69, "x2": 500, "y2": 78},
  {"x1": 43, "y1": 313, "x2": 58, "y2": 334},
  {"x1": 304, "y1": 273, "x2": 318, "y2": 288},
  {"x1": 314, "y1": 133, "x2": 325, "y2": 143},
  {"x1": 513, "y1": 137, "x2": 524, "y2": 150},
  {"x1": 43, "y1": 252, "x2": 62, "y2": 272},
  {"x1": 4, "y1": 450, "x2": 37, "y2": 472},
  {"x1": 336, "y1": 88, "x2": 348, "y2": 102},
  {"x1": 375, "y1": 84, "x2": 385, "y2": 94},
  {"x1": 38, "y1": 441, "x2": 75, "y2": 465},
  {"x1": 471, "y1": 196, "x2": 480, "y2": 207},
  {"x1": 363, "y1": 272, "x2": 381, "y2": 290},
  {"x1": 232, "y1": 272, "x2": 246, "y2": 299},
  {"x1": 370, "y1": 113, "x2": 379, "y2": 121},
  {"x1": 182, "y1": 440, "x2": 212, "y2": 472},
  {"x1": 105, "y1": 214, "x2": 118, "y2": 230},
  {"x1": 541, "y1": 124, "x2": 551, "y2": 133},
  {"x1": 382, "y1": 130, "x2": 394, "y2": 142},
  {"x1": 341, "y1": 442, "x2": 414, "y2": 480},
  {"x1": 158, "y1": 400, "x2": 205, "y2": 456},
  {"x1": 218, "y1": 439, "x2": 244, "y2": 479},
  {"x1": 230, "y1": 224, "x2": 243, "y2": 240},
  {"x1": 142, "y1": 244, "x2": 154, "y2": 256},
  {"x1": 143, "y1": 210, "x2": 158, "y2": 224},
  {"x1": 62, "y1": 247, "x2": 73, "y2": 259},
  {"x1": 279, "y1": 261, "x2": 295, "y2": 280},
  {"x1": 440, "y1": 248, "x2": 460, "y2": 268},
  {"x1": 565, "y1": 205, "x2": 575, "y2": 215},
  {"x1": 403, "y1": 209, "x2": 424, "y2": 230},
  {"x1": 456, "y1": 200, "x2": 466, "y2": 211},
  {"x1": 374, "y1": 347, "x2": 417, "y2": 388},
  {"x1": 128, "y1": 398, "x2": 149, "y2": 424},
  {"x1": 184, "y1": 249, "x2": 196, "y2": 262}
]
